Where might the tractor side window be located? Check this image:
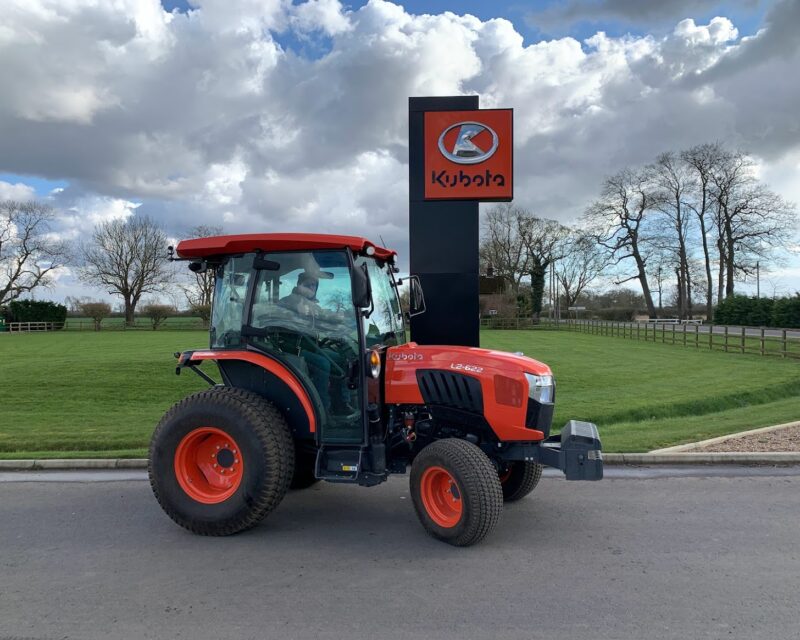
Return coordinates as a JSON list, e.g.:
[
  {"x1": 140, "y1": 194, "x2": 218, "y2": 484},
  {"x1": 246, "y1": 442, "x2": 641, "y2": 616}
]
[
  {"x1": 356, "y1": 257, "x2": 406, "y2": 348},
  {"x1": 210, "y1": 253, "x2": 254, "y2": 348}
]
